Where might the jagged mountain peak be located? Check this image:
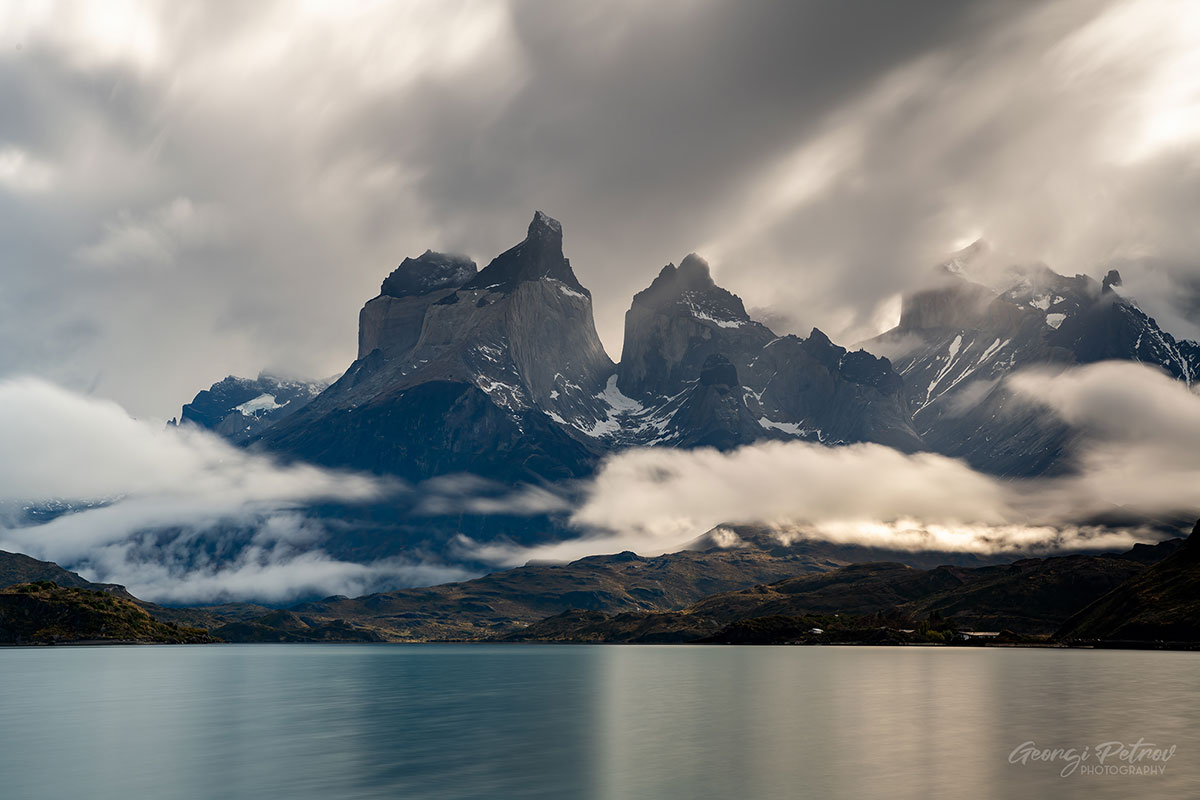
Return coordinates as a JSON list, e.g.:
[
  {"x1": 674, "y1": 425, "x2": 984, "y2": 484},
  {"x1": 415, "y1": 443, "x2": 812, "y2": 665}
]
[
  {"x1": 942, "y1": 238, "x2": 990, "y2": 276},
  {"x1": 868, "y1": 250, "x2": 1200, "y2": 476},
  {"x1": 462, "y1": 211, "x2": 587, "y2": 296},
  {"x1": 620, "y1": 253, "x2": 768, "y2": 399},
  {"x1": 631, "y1": 253, "x2": 751, "y2": 331},
  {"x1": 641, "y1": 254, "x2": 718, "y2": 301},
  {"x1": 614, "y1": 252, "x2": 918, "y2": 451},
  {"x1": 678, "y1": 252, "x2": 716, "y2": 285},
  {"x1": 1102, "y1": 268, "x2": 1123, "y2": 293},
  {"x1": 807, "y1": 327, "x2": 834, "y2": 347},
  {"x1": 529, "y1": 209, "x2": 562, "y2": 237},
  {"x1": 380, "y1": 250, "x2": 477, "y2": 299}
]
